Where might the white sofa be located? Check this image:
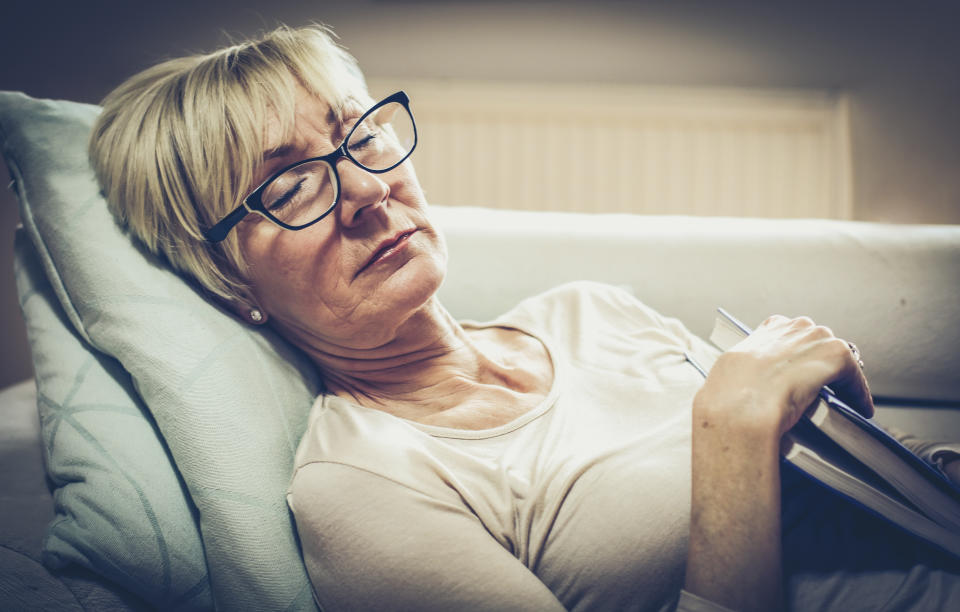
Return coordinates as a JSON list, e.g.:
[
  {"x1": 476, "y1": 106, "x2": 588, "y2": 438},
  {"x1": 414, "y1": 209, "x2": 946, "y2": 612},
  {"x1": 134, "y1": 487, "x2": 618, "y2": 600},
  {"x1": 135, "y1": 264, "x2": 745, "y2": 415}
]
[{"x1": 2, "y1": 206, "x2": 959, "y2": 609}]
